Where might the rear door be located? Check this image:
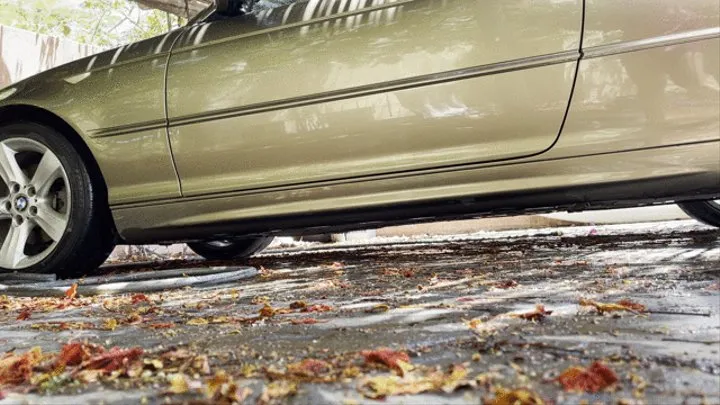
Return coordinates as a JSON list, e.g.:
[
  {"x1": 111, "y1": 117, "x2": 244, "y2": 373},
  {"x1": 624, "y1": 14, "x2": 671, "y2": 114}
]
[{"x1": 166, "y1": 0, "x2": 582, "y2": 197}]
